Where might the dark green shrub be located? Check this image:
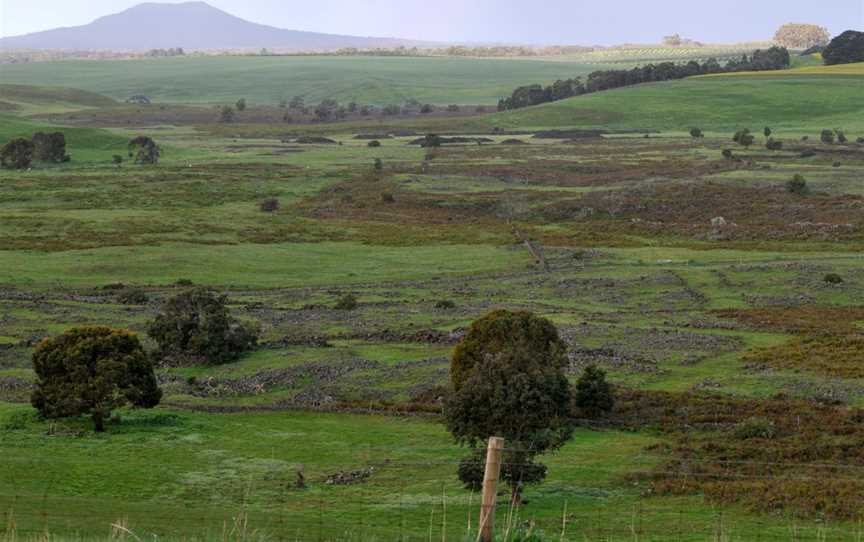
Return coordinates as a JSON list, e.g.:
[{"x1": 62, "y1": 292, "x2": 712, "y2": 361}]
[
  {"x1": 148, "y1": 288, "x2": 258, "y2": 365},
  {"x1": 821, "y1": 129, "x2": 835, "y2": 144},
  {"x1": 689, "y1": 128, "x2": 704, "y2": 139},
  {"x1": 373, "y1": 158, "x2": 383, "y2": 171},
  {"x1": 32, "y1": 132, "x2": 69, "y2": 163},
  {"x1": 31, "y1": 327, "x2": 161, "y2": 431},
  {"x1": 112, "y1": 155, "x2": 124, "y2": 167},
  {"x1": 334, "y1": 294, "x2": 358, "y2": 311},
  {"x1": 420, "y1": 104, "x2": 434, "y2": 114},
  {"x1": 822, "y1": 30, "x2": 864, "y2": 66},
  {"x1": 116, "y1": 288, "x2": 149, "y2": 305},
  {"x1": 0, "y1": 138, "x2": 35, "y2": 169},
  {"x1": 733, "y1": 416, "x2": 777, "y2": 440},
  {"x1": 367, "y1": 140, "x2": 381, "y2": 148},
  {"x1": 733, "y1": 129, "x2": 754, "y2": 148},
  {"x1": 434, "y1": 299, "x2": 456, "y2": 309},
  {"x1": 259, "y1": 198, "x2": 280, "y2": 213},
  {"x1": 766, "y1": 138, "x2": 783, "y2": 151},
  {"x1": 786, "y1": 174, "x2": 809, "y2": 195},
  {"x1": 447, "y1": 104, "x2": 460, "y2": 112},
  {"x1": 835, "y1": 130, "x2": 847, "y2": 144},
  {"x1": 128, "y1": 136, "x2": 160, "y2": 165},
  {"x1": 824, "y1": 273, "x2": 844, "y2": 284},
  {"x1": 574, "y1": 365, "x2": 615, "y2": 418},
  {"x1": 721, "y1": 149, "x2": 734, "y2": 160},
  {"x1": 764, "y1": 127, "x2": 772, "y2": 138},
  {"x1": 380, "y1": 192, "x2": 395, "y2": 203}
]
